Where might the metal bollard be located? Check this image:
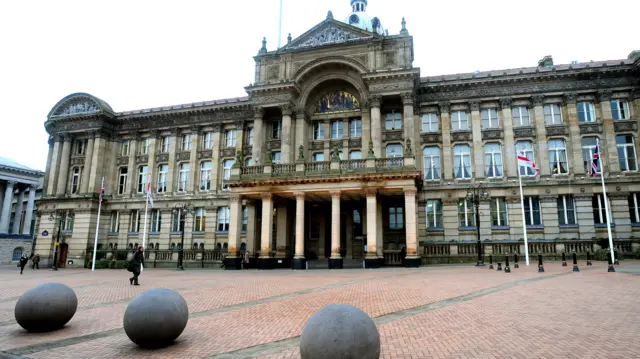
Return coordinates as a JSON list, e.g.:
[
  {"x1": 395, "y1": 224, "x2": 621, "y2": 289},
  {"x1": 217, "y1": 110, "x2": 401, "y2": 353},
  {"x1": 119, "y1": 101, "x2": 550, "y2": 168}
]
[
  {"x1": 572, "y1": 252, "x2": 579, "y2": 272},
  {"x1": 586, "y1": 251, "x2": 592, "y2": 266},
  {"x1": 514, "y1": 254, "x2": 519, "y2": 269},
  {"x1": 607, "y1": 252, "x2": 616, "y2": 273},
  {"x1": 561, "y1": 252, "x2": 567, "y2": 267},
  {"x1": 489, "y1": 255, "x2": 494, "y2": 270},
  {"x1": 538, "y1": 254, "x2": 544, "y2": 273},
  {"x1": 504, "y1": 255, "x2": 511, "y2": 273},
  {"x1": 614, "y1": 249, "x2": 620, "y2": 265},
  {"x1": 497, "y1": 262, "x2": 503, "y2": 271}
]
